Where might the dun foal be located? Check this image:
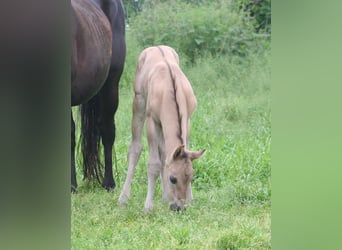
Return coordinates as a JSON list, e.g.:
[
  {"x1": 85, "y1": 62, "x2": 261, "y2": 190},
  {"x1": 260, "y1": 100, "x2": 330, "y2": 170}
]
[{"x1": 118, "y1": 46, "x2": 205, "y2": 212}]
